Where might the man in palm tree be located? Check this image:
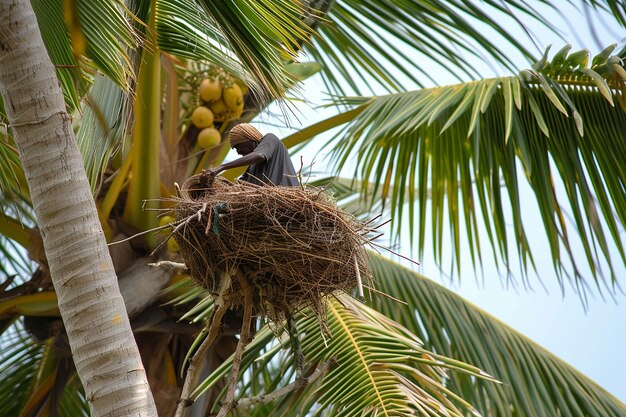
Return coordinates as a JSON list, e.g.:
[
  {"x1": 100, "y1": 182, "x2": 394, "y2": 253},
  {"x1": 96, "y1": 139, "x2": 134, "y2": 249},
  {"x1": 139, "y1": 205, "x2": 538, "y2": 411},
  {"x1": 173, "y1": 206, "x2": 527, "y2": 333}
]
[
  {"x1": 208, "y1": 123, "x2": 299, "y2": 186},
  {"x1": 206, "y1": 123, "x2": 299, "y2": 335}
]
